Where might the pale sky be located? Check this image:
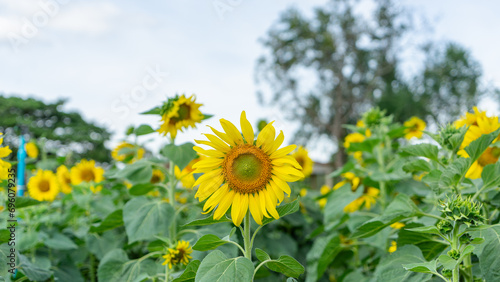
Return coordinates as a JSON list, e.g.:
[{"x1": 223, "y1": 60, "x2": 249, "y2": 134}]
[{"x1": 1, "y1": 0, "x2": 499, "y2": 162}]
